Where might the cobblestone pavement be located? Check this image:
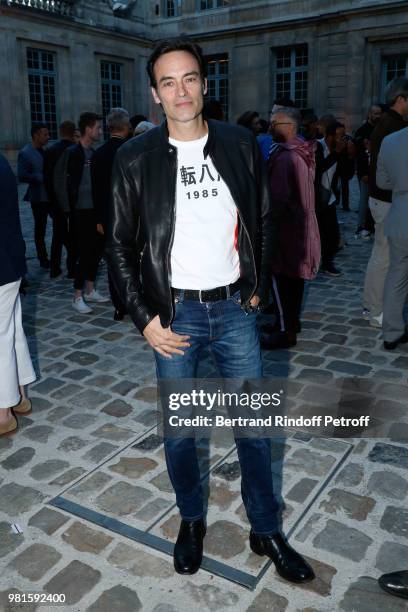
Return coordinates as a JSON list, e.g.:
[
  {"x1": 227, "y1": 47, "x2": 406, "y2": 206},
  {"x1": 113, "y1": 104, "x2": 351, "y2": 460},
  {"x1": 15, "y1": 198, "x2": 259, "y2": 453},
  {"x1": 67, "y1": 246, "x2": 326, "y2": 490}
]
[{"x1": 1, "y1": 181, "x2": 408, "y2": 612}]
